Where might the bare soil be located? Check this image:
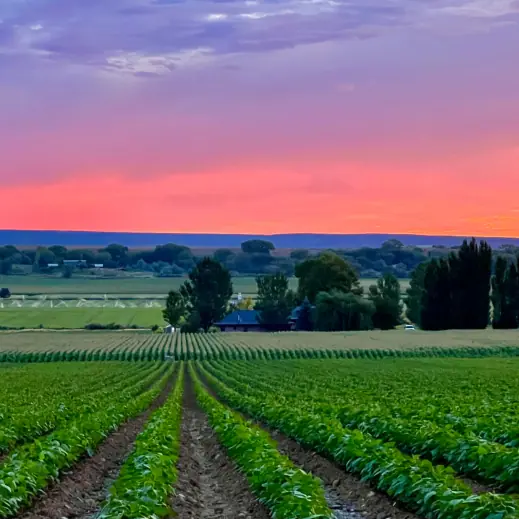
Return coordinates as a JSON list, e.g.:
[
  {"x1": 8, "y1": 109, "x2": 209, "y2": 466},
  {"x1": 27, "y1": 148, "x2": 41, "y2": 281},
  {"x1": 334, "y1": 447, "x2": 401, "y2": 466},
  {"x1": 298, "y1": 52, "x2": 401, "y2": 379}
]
[
  {"x1": 170, "y1": 377, "x2": 271, "y2": 519},
  {"x1": 270, "y1": 428, "x2": 418, "y2": 519},
  {"x1": 19, "y1": 375, "x2": 175, "y2": 519}
]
